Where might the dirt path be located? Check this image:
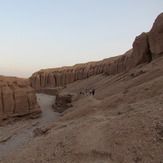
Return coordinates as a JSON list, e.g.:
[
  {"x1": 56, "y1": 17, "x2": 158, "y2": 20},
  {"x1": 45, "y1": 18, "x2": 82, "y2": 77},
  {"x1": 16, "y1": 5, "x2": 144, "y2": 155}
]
[{"x1": 0, "y1": 93, "x2": 60, "y2": 158}]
